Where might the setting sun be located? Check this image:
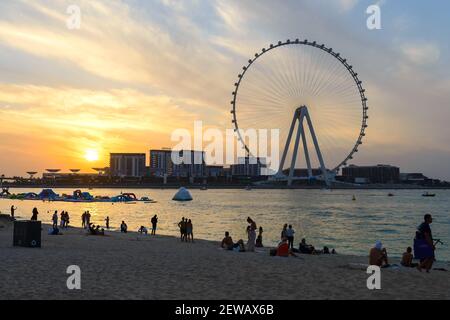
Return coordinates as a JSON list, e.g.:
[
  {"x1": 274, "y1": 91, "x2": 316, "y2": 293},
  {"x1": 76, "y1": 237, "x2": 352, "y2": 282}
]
[{"x1": 84, "y1": 149, "x2": 99, "y2": 162}]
